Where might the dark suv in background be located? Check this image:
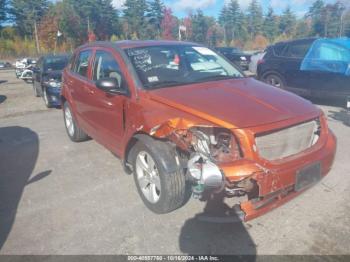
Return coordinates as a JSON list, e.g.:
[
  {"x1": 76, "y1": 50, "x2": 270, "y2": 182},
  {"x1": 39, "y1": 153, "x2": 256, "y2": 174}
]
[
  {"x1": 33, "y1": 54, "x2": 69, "y2": 107},
  {"x1": 257, "y1": 38, "x2": 350, "y2": 107},
  {"x1": 216, "y1": 47, "x2": 251, "y2": 70}
]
